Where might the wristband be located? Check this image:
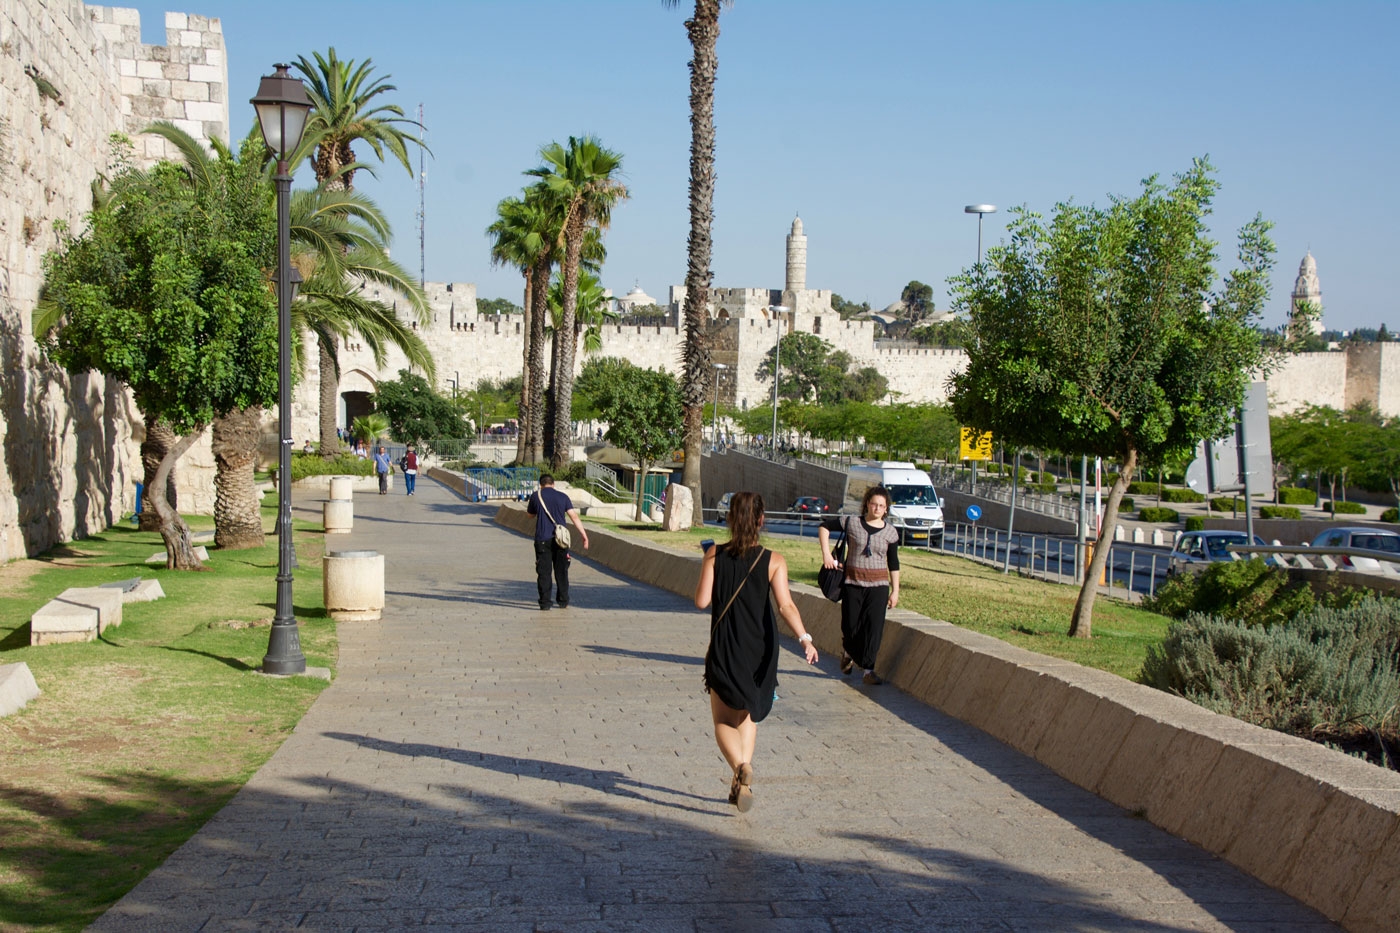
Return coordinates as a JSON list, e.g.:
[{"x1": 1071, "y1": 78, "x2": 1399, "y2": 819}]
[{"x1": 798, "y1": 633, "x2": 813, "y2": 644}]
